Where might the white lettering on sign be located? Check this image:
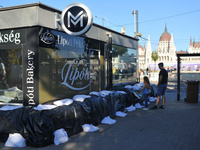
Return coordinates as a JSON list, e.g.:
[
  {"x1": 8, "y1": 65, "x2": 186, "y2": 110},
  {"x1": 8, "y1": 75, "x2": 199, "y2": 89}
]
[
  {"x1": 57, "y1": 35, "x2": 84, "y2": 48},
  {"x1": 57, "y1": 35, "x2": 73, "y2": 47},
  {"x1": 0, "y1": 30, "x2": 21, "y2": 44},
  {"x1": 26, "y1": 50, "x2": 35, "y2": 105},
  {"x1": 61, "y1": 58, "x2": 91, "y2": 90}
]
